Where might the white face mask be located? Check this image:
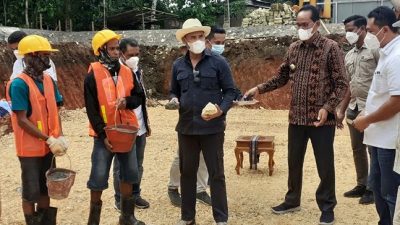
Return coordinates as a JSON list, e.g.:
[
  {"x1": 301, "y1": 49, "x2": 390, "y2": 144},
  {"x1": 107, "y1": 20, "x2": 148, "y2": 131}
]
[
  {"x1": 125, "y1": 56, "x2": 139, "y2": 72},
  {"x1": 364, "y1": 30, "x2": 382, "y2": 49},
  {"x1": 298, "y1": 23, "x2": 315, "y2": 41},
  {"x1": 346, "y1": 31, "x2": 360, "y2": 45},
  {"x1": 13, "y1": 50, "x2": 23, "y2": 59},
  {"x1": 188, "y1": 40, "x2": 206, "y2": 54}
]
